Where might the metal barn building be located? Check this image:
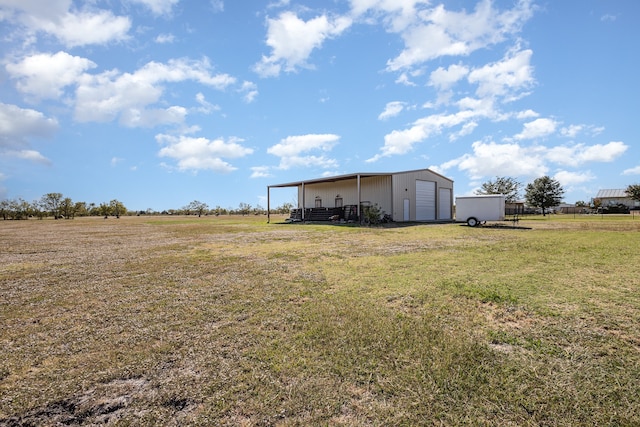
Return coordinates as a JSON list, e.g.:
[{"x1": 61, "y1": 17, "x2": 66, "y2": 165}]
[
  {"x1": 267, "y1": 168, "x2": 454, "y2": 223},
  {"x1": 595, "y1": 189, "x2": 640, "y2": 210}
]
